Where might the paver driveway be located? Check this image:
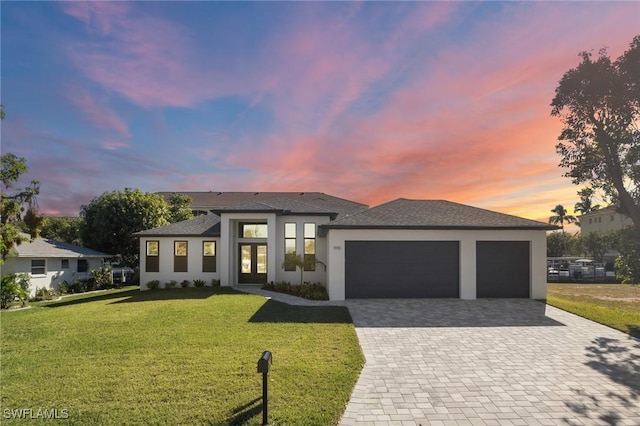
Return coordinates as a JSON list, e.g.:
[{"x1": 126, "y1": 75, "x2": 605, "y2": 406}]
[{"x1": 340, "y1": 299, "x2": 640, "y2": 426}]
